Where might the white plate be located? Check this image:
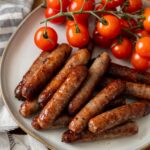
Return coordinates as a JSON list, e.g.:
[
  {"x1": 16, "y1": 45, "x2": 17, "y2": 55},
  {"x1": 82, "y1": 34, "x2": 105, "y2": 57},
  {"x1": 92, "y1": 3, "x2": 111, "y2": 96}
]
[{"x1": 1, "y1": 1, "x2": 150, "y2": 150}]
